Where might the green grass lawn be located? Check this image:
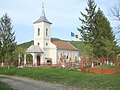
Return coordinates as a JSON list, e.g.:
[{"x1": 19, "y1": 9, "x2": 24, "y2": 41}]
[
  {"x1": 0, "y1": 66, "x2": 120, "y2": 90},
  {"x1": 0, "y1": 81, "x2": 13, "y2": 90}
]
